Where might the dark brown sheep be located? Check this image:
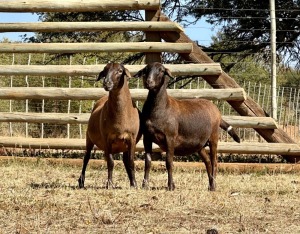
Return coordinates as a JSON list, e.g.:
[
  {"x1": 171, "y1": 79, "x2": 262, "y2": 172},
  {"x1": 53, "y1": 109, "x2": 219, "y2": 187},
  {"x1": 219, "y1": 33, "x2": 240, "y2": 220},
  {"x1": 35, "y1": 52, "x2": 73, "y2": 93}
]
[
  {"x1": 78, "y1": 63, "x2": 141, "y2": 189},
  {"x1": 134, "y1": 62, "x2": 240, "y2": 191}
]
